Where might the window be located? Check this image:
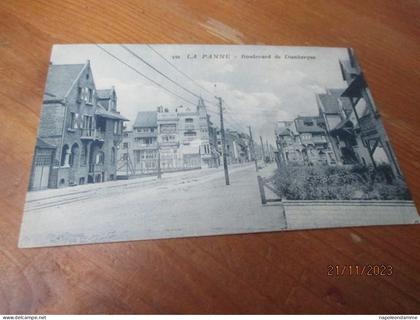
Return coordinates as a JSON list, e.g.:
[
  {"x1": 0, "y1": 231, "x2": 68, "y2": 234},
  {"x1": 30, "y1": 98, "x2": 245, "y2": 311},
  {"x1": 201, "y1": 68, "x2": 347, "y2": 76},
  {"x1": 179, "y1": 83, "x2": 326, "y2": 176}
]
[
  {"x1": 160, "y1": 124, "x2": 176, "y2": 133},
  {"x1": 145, "y1": 151, "x2": 156, "y2": 159},
  {"x1": 69, "y1": 143, "x2": 79, "y2": 167},
  {"x1": 123, "y1": 153, "x2": 128, "y2": 160},
  {"x1": 134, "y1": 137, "x2": 154, "y2": 145},
  {"x1": 82, "y1": 88, "x2": 88, "y2": 102},
  {"x1": 96, "y1": 151, "x2": 104, "y2": 165},
  {"x1": 301, "y1": 133, "x2": 312, "y2": 140},
  {"x1": 77, "y1": 87, "x2": 82, "y2": 101},
  {"x1": 303, "y1": 120, "x2": 314, "y2": 126},
  {"x1": 69, "y1": 112, "x2": 76, "y2": 129},
  {"x1": 113, "y1": 121, "x2": 122, "y2": 135},
  {"x1": 61, "y1": 144, "x2": 69, "y2": 166},
  {"x1": 185, "y1": 118, "x2": 194, "y2": 123},
  {"x1": 184, "y1": 131, "x2": 196, "y2": 137},
  {"x1": 82, "y1": 115, "x2": 93, "y2": 130},
  {"x1": 201, "y1": 144, "x2": 210, "y2": 154},
  {"x1": 87, "y1": 88, "x2": 93, "y2": 104},
  {"x1": 136, "y1": 127, "x2": 154, "y2": 133},
  {"x1": 123, "y1": 142, "x2": 129, "y2": 149},
  {"x1": 161, "y1": 135, "x2": 175, "y2": 142}
]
